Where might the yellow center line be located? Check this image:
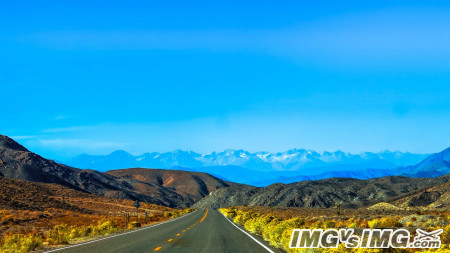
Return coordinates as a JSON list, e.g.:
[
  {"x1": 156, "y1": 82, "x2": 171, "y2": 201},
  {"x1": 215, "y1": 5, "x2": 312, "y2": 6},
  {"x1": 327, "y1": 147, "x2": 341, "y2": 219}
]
[
  {"x1": 199, "y1": 209, "x2": 208, "y2": 222},
  {"x1": 153, "y1": 210, "x2": 209, "y2": 251}
]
